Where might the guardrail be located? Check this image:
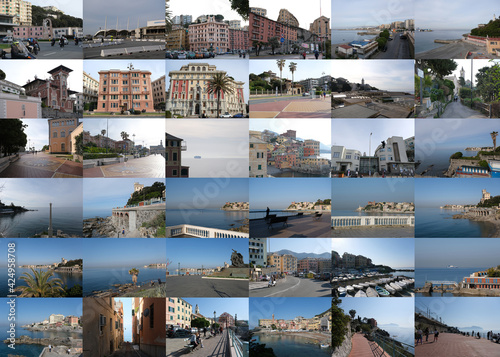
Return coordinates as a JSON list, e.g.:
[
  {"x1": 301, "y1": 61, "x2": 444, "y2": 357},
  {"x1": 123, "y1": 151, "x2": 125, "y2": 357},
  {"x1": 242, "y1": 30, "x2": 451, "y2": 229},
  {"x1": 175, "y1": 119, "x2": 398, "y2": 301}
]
[
  {"x1": 331, "y1": 215, "x2": 415, "y2": 227},
  {"x1": 166, "y1": 224, "x2": 249, "y2": 238},
  {"x1": 372, "y1": 332, "x2": 414, "y2": 357},
  {"x1": 228, "y1": 328, "x2": 248, "y2": 357}
]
